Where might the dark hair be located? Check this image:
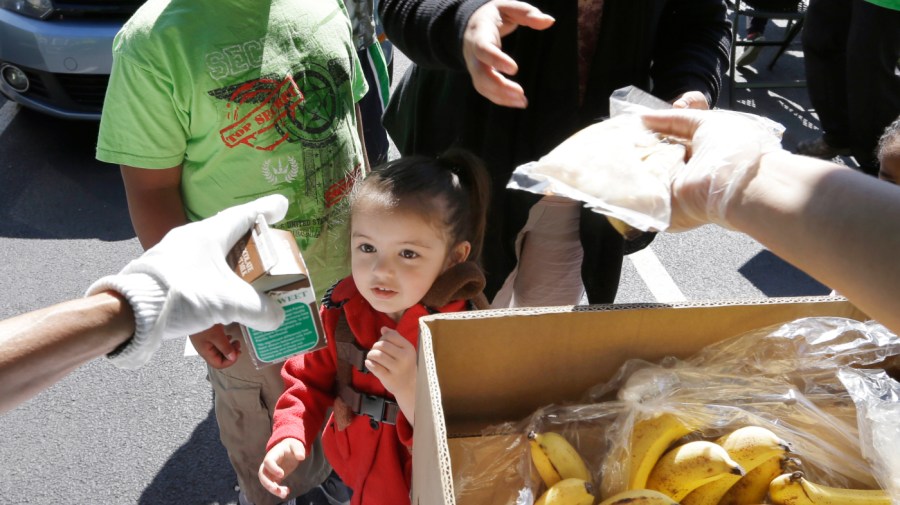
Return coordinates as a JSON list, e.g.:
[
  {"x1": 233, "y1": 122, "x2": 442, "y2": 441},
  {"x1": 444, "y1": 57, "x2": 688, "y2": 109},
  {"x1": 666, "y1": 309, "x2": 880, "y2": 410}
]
[
  {"x1": 349, "y1": 148, "x2": 491, "y2": 262},
  {"x1": 877, "y1": 115, "x2": 900, "y2": 164}
]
